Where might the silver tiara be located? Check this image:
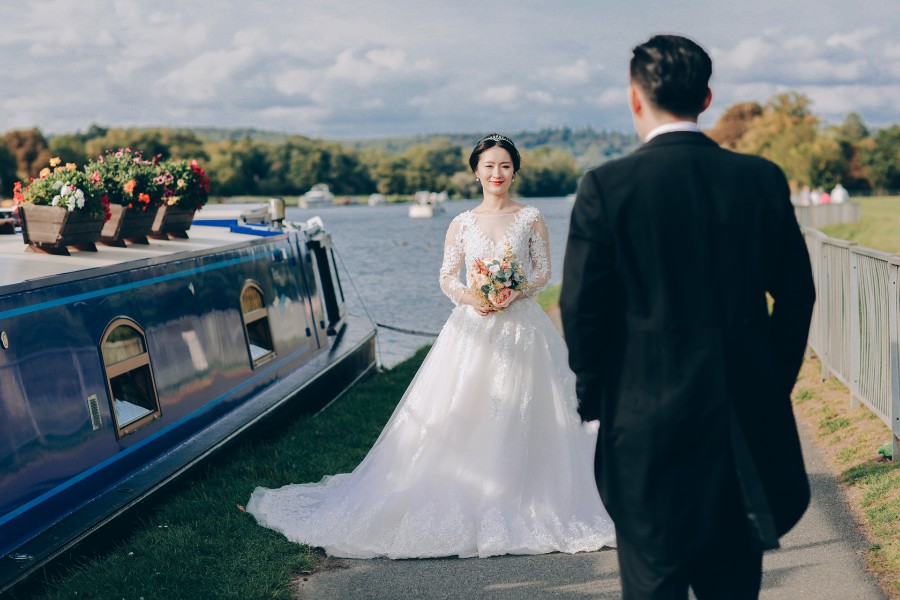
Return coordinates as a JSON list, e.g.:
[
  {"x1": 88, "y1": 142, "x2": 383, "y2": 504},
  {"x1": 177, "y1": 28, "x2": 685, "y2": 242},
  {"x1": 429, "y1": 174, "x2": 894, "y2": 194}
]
[{"x1": 484, "y1": 134, "x2": 513, "y2": 145}]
